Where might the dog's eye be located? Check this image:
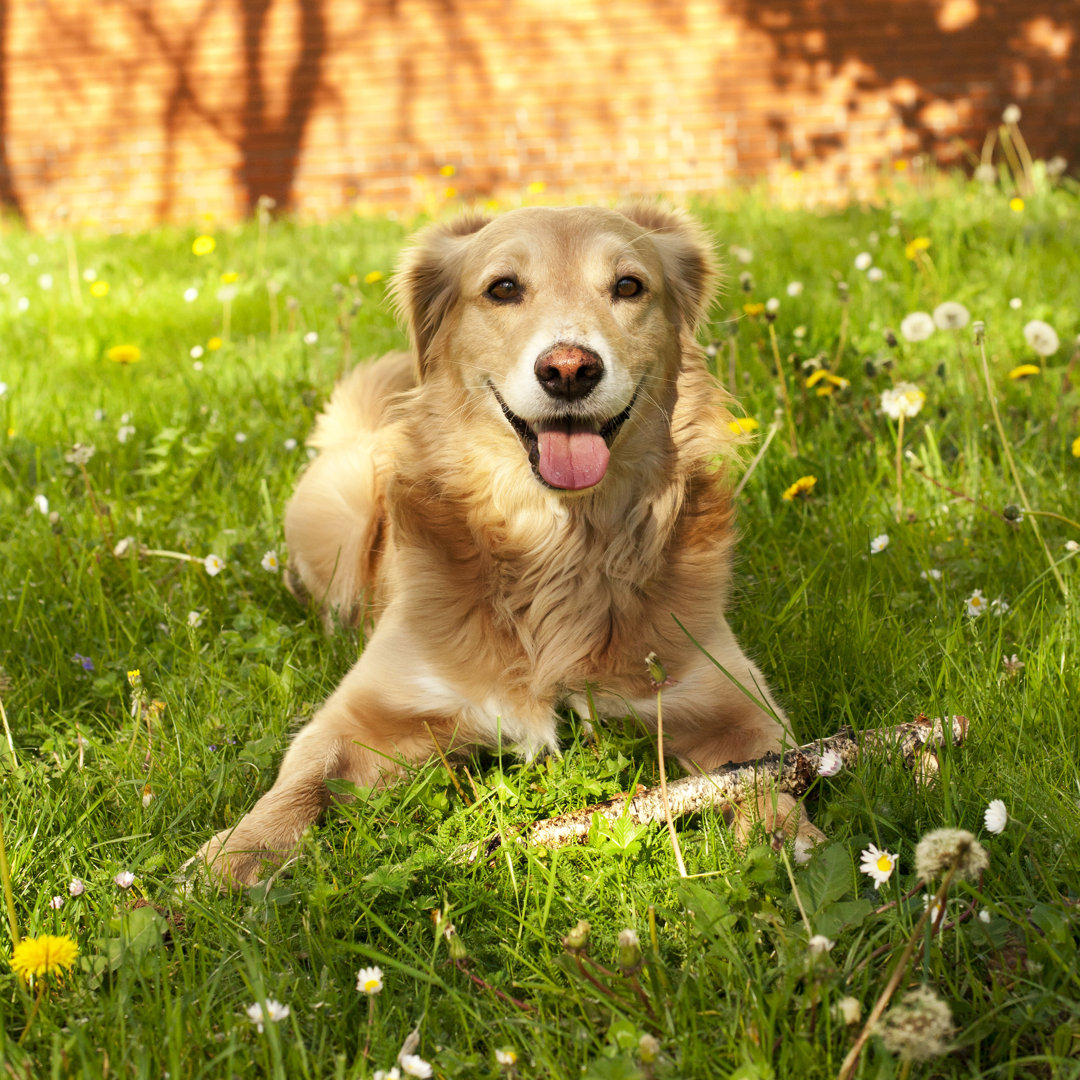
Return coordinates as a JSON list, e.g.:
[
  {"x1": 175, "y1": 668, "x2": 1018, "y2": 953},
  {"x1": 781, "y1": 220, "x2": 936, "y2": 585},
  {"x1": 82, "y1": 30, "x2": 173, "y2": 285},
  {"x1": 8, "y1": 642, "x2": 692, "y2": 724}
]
[
  {"x1": 487, "y1": 278, "x2": 520, "y2": 301},
  {"x1": 614, "y1": 276, "x2": 644, "y2": 299}
]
